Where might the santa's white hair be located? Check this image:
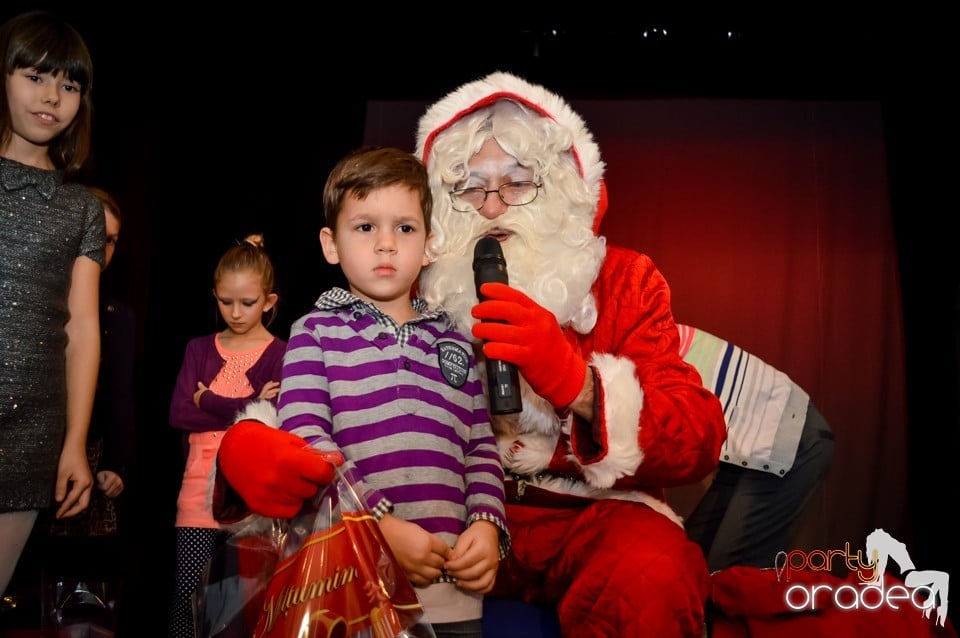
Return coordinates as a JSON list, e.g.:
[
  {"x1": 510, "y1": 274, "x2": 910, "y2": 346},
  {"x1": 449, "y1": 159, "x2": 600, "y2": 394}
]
[{"x1": 417, "y1": 85, "x2": 607, "y2": 338}]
